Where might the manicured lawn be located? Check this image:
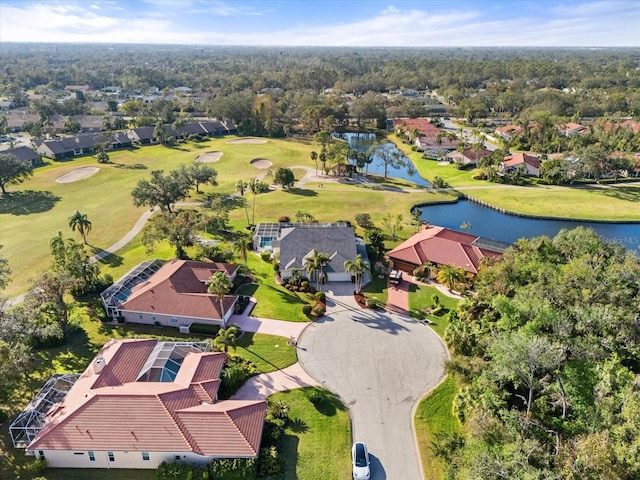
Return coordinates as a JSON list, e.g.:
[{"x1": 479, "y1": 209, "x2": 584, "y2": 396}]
[
  {"x1": 269, "y1": 388, "x2": 352, "y2": 480},
  {"x1": 232, "y1": 331, "x2": 297, "y2": 373},
  {"x1": 407, "y1": 283, "x2": 460, "y2": 338},
  {"x1": 414, "y1": 375, "x2": 462, "y2": 480},
  {"x1": 236, "y1": 253, "x2": 314, "y2": 322}
]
